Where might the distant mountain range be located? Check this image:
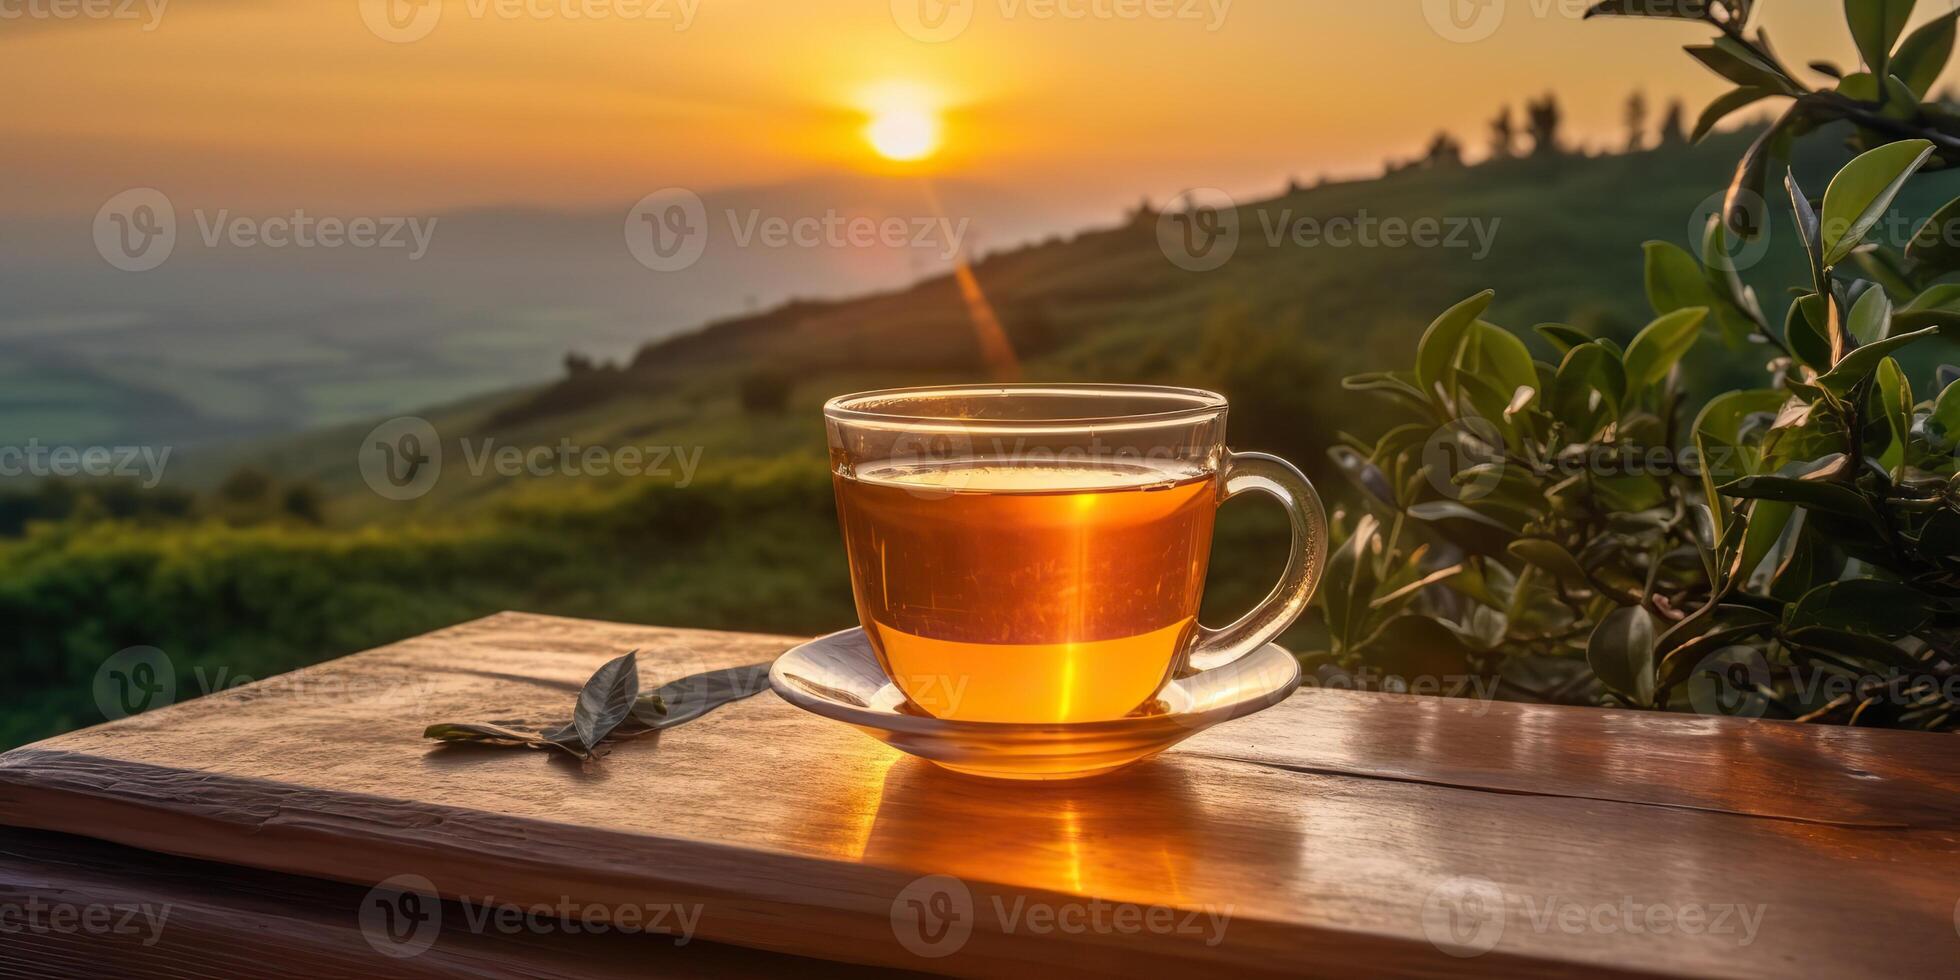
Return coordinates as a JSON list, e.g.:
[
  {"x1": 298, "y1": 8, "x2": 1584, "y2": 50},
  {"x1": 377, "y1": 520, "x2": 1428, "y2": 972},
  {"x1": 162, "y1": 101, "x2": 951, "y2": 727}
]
[{"x1": 0, "y1": 175, "x2": 1102, "y2": 448}]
